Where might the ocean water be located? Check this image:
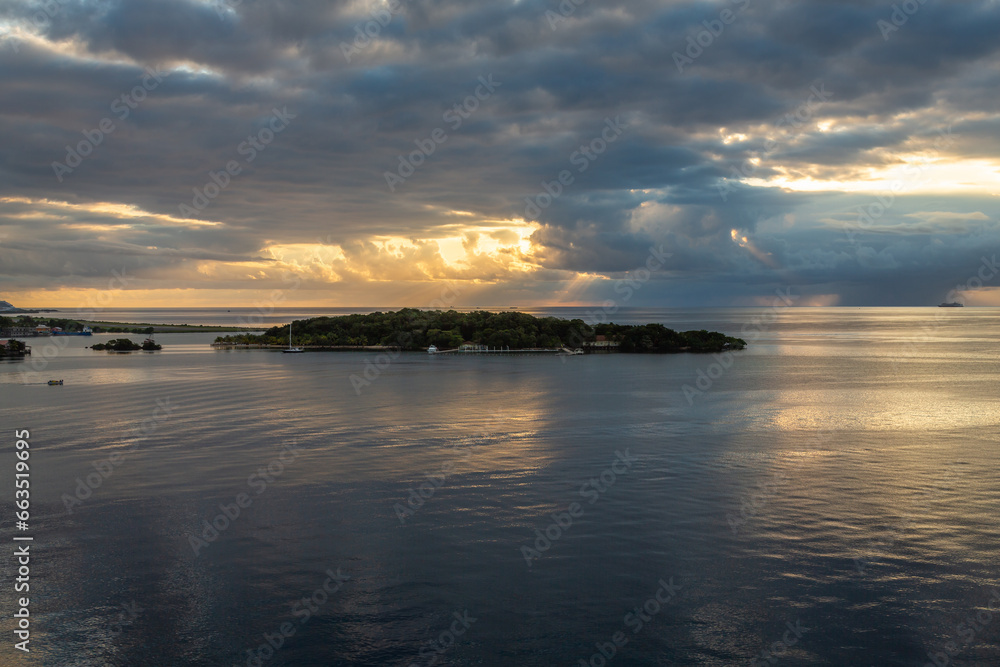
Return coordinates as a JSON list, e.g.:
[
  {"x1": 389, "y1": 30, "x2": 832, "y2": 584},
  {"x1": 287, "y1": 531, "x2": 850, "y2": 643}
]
[
  {"x1": 1, "y1": 308, "x2": 999, "y2": 666},
  {"x1": 15, "y1": 305, "x2": 884, "y2": 330}
]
